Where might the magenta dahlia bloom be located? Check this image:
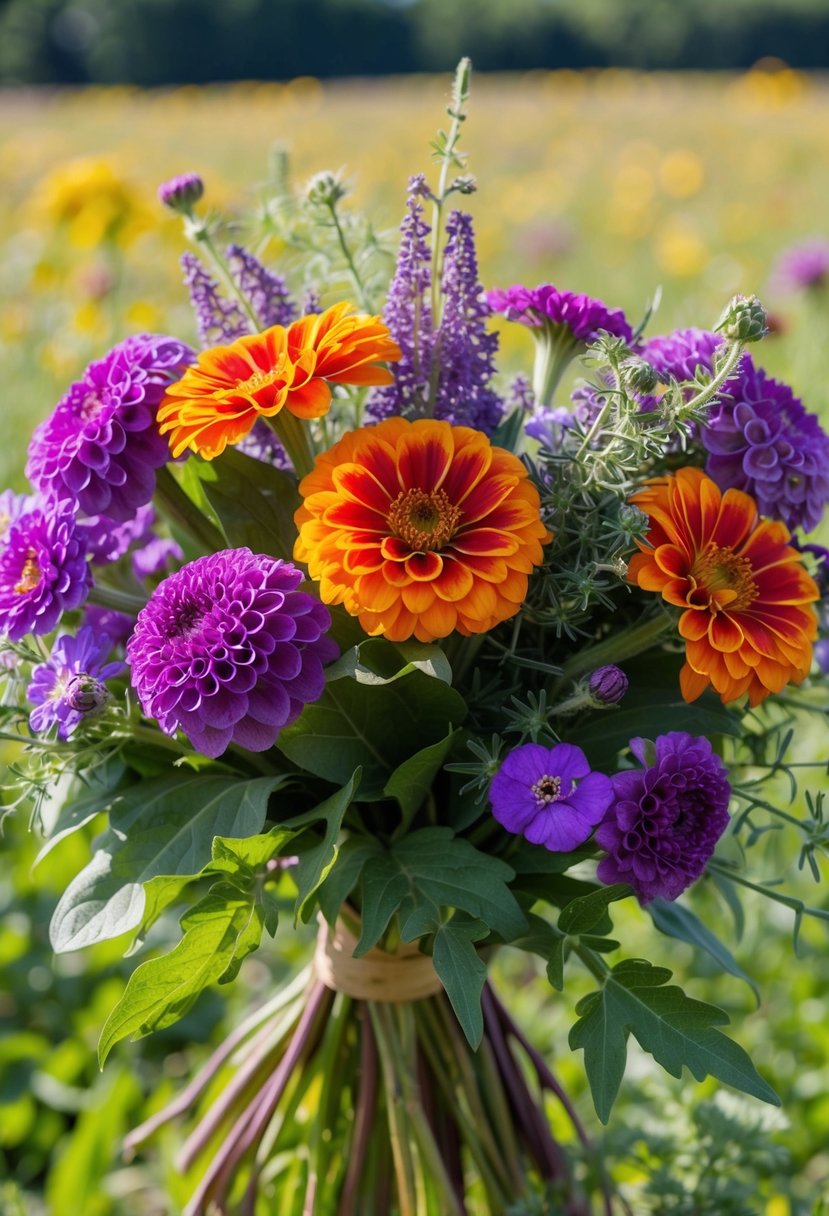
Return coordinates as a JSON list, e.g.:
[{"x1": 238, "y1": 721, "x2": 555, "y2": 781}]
[
  {"x1": 0, "y1": 497, "x2": 90, "y2": 640},
  {"x1": 27, "y1": 626, "x2": 125, "y2": 740},
  {"x1": 0, "y1": 489, "x2": 34, "y2": 547},
  {"x1": 487, "y1": 284, "x2": 633, "y2": 345},
  {"x1": 596, "y1": 733, "x2": 731, "y2": 904},
  {"x1": 701, "y1": 356, "x2": 829, "y2": 533},
  {"x1": 127, "y1": 549, "x2": 337, "y2": 758},
  {"x1": 26, "y1": 333, "x2": 195, "y2": 522},
  {"x1": 489, "y1": 742, "x2": 613, "y2": 852}
]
